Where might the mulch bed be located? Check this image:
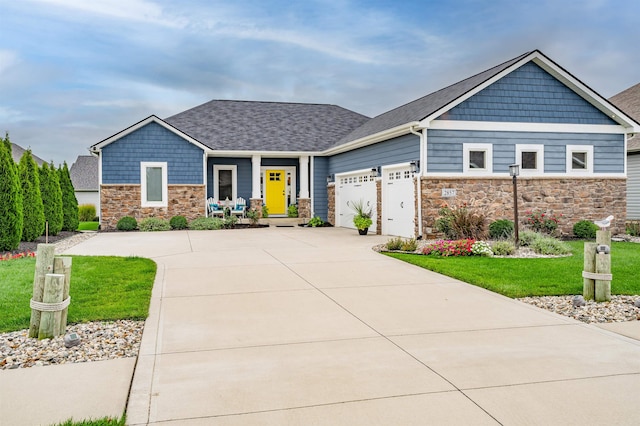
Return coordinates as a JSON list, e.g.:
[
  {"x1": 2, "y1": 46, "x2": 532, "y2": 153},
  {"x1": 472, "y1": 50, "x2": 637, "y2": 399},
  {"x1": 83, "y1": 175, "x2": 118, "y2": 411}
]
[{"x1": 1, "y1": 231, "x2": 80, "y2": 258}]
